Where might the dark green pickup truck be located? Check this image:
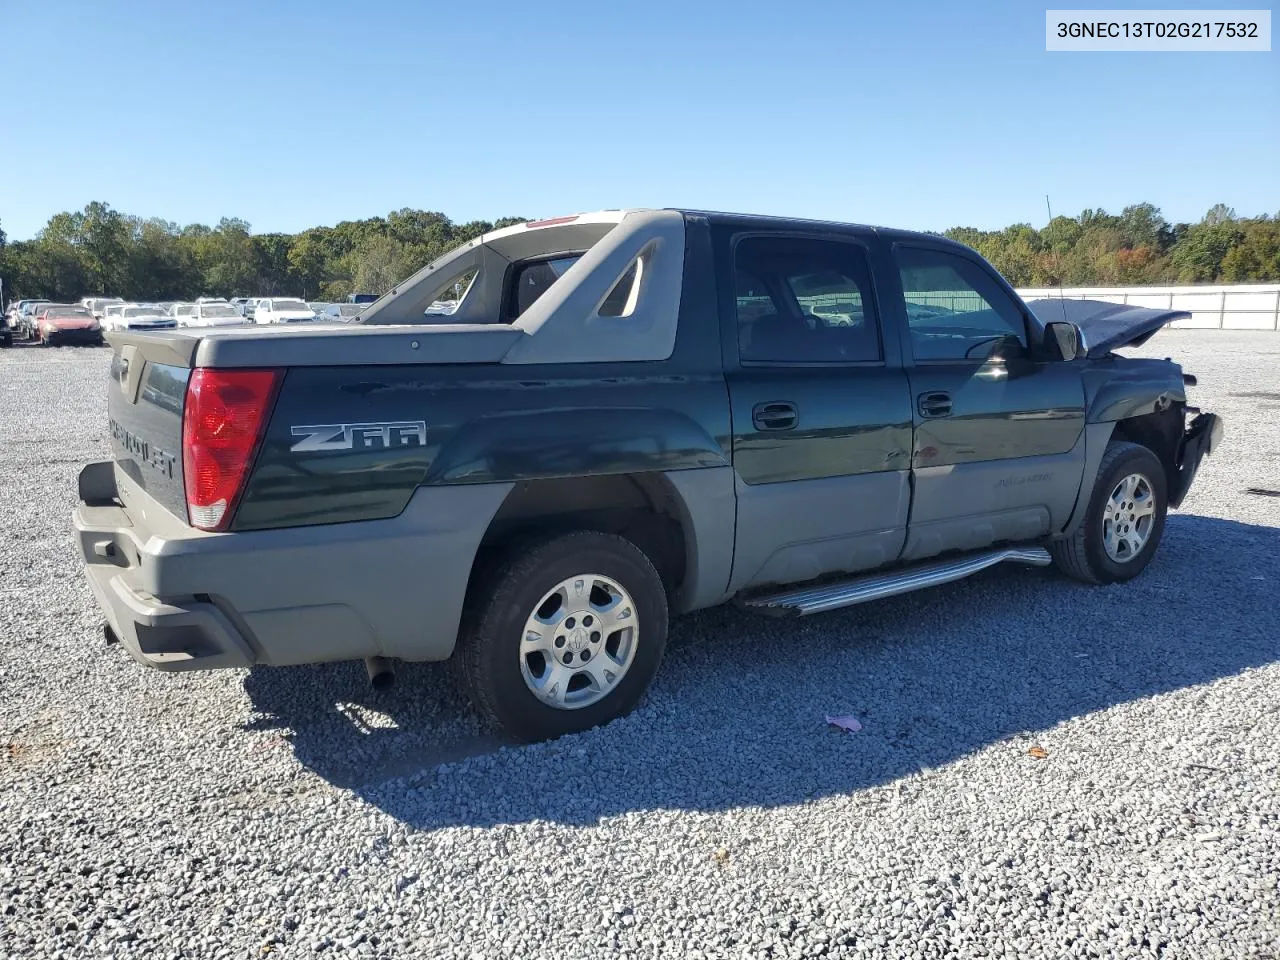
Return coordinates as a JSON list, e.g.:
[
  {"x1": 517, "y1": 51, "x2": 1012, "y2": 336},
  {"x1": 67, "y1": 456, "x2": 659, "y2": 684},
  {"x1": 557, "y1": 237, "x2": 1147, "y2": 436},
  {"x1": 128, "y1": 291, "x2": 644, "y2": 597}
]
[{"x1": 73, "y1": 209, "x2": 1222, "y2": 741}]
